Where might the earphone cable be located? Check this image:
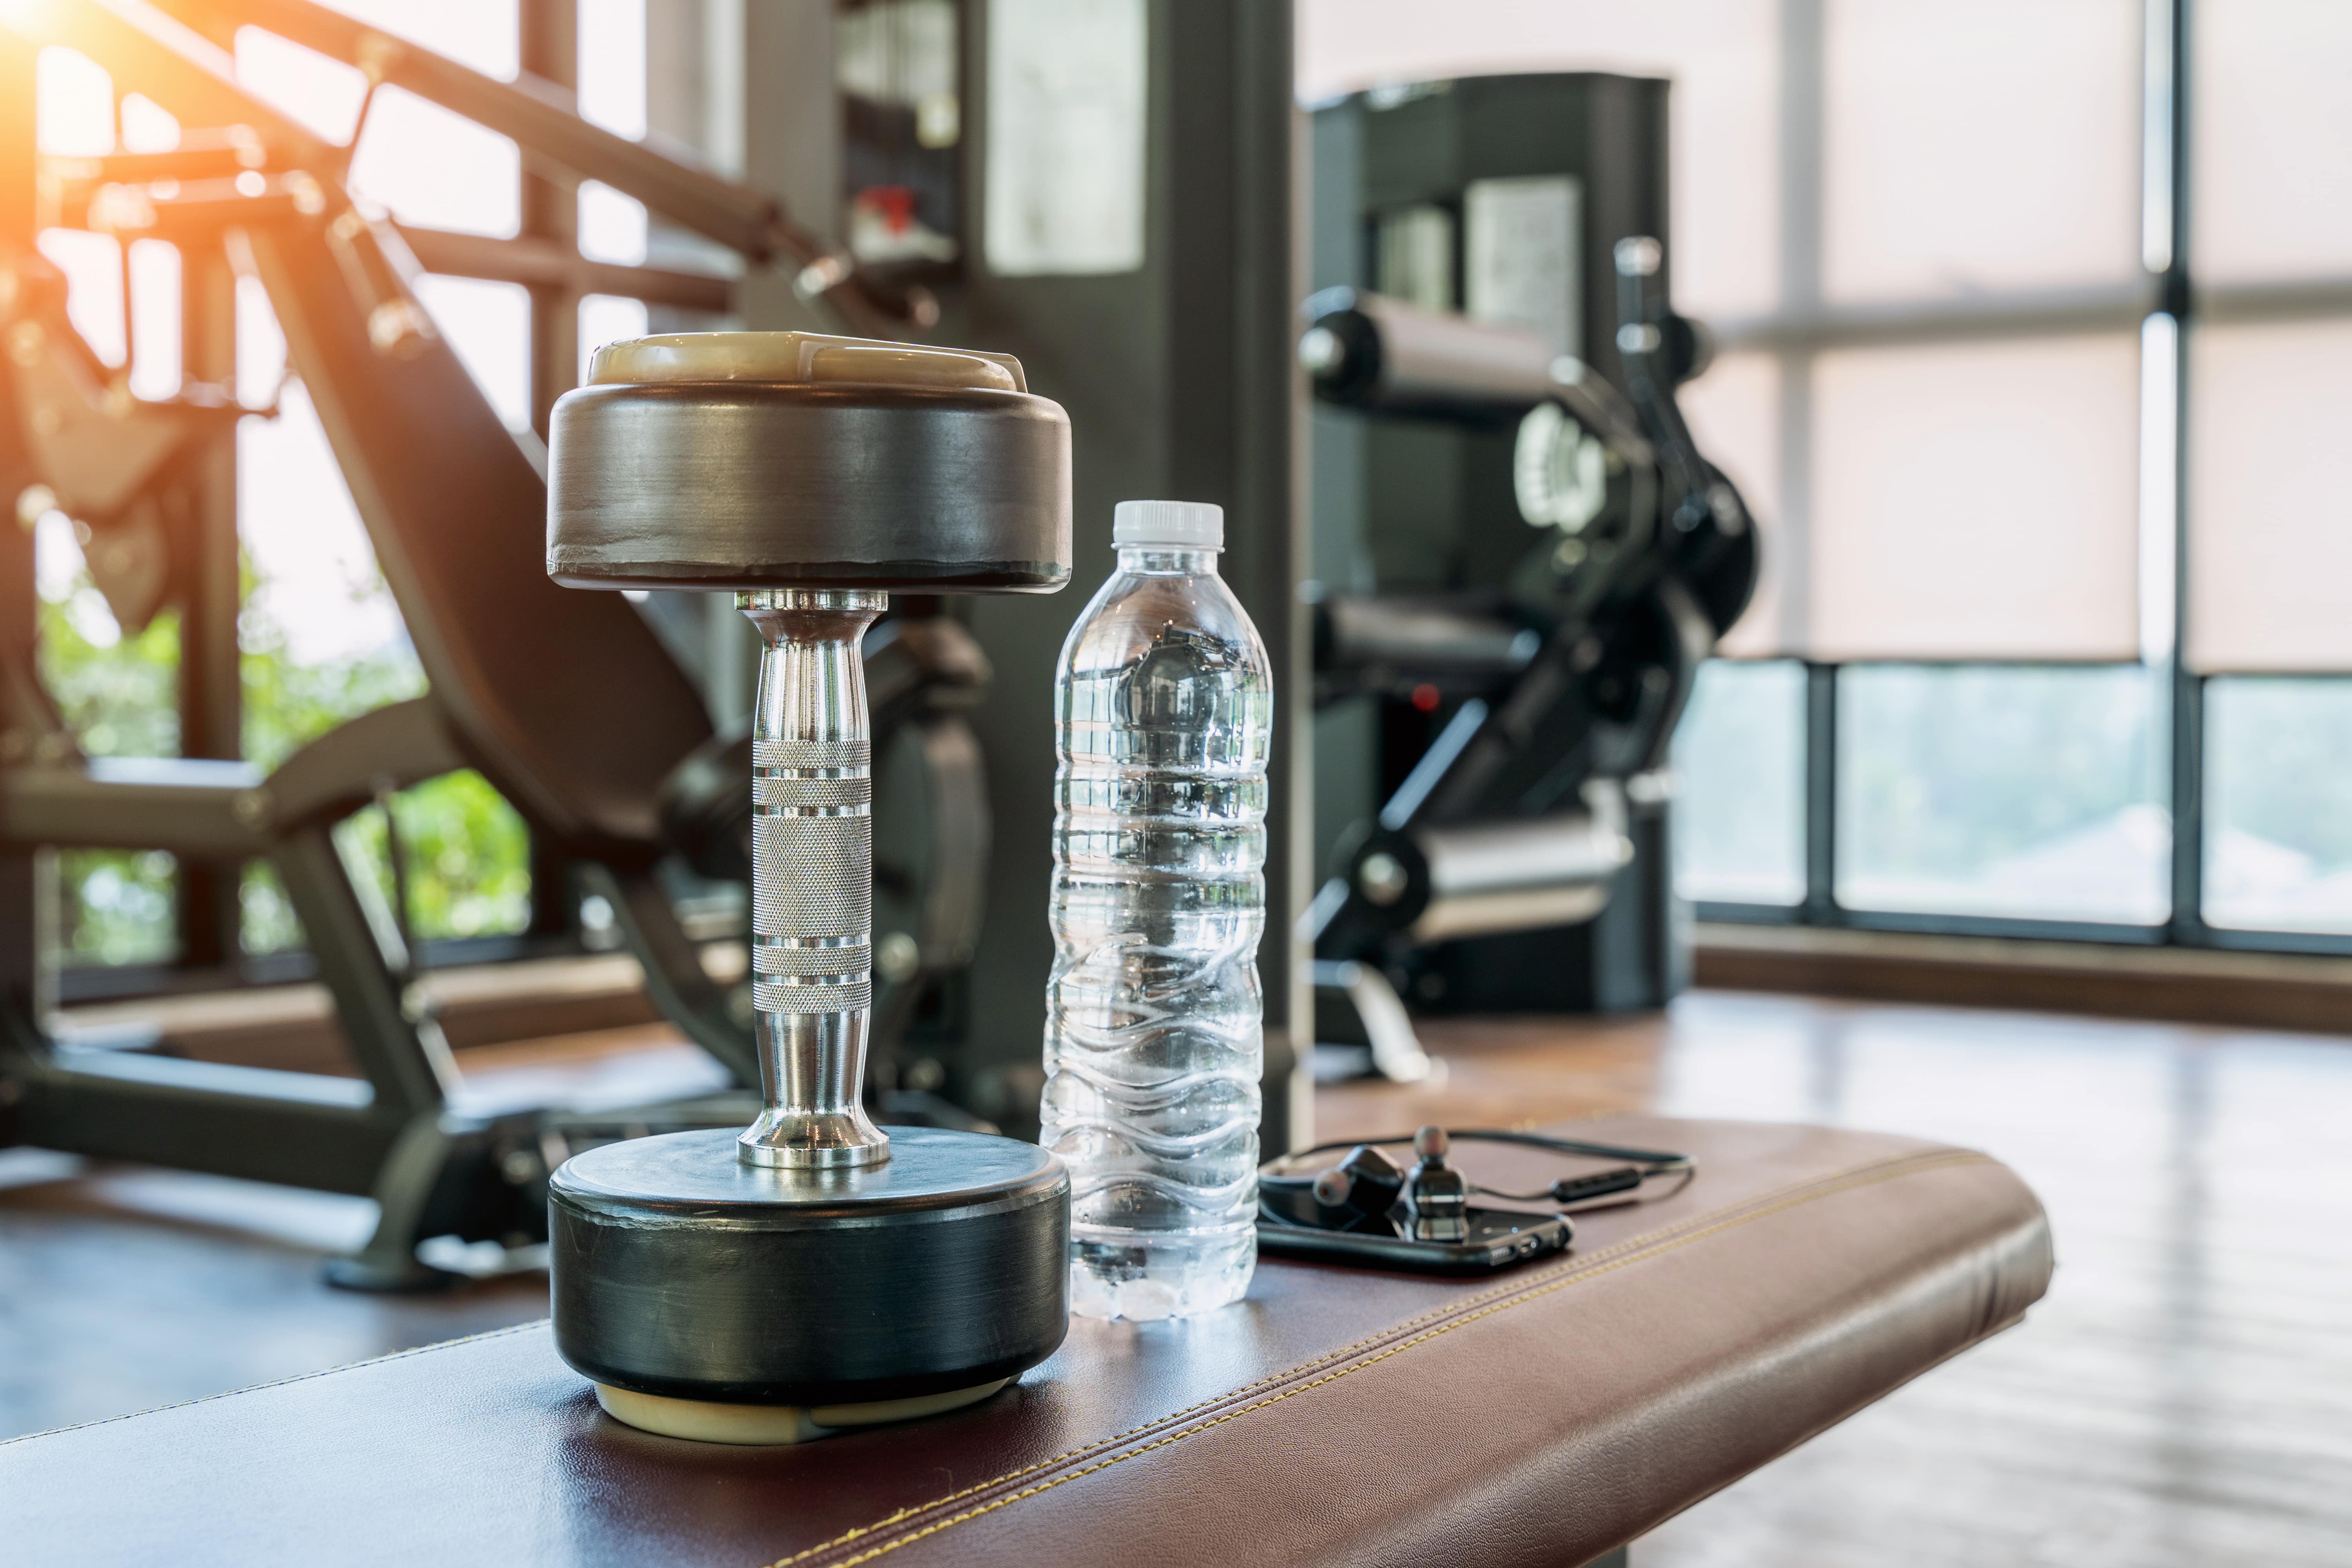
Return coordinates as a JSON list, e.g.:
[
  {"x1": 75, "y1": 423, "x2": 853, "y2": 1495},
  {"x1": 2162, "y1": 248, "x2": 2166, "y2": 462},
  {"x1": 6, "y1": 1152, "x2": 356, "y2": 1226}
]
[{"x1": 1265, "y1": 1127, "x2": 1697, "y2": 1207}]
